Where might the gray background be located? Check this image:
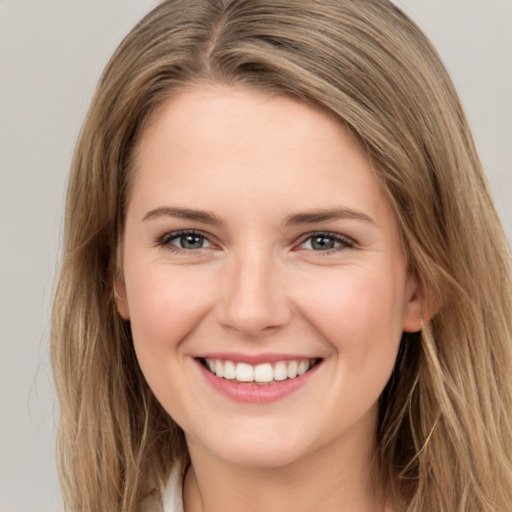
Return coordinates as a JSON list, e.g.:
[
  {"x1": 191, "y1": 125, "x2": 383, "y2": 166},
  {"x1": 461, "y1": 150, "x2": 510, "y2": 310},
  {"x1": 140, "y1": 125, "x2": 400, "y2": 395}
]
[{"x1": 0, "y1": 1, "x2": 510, "y2": 511}]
